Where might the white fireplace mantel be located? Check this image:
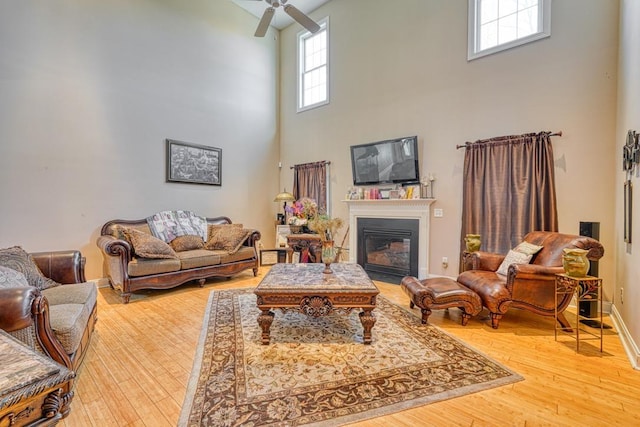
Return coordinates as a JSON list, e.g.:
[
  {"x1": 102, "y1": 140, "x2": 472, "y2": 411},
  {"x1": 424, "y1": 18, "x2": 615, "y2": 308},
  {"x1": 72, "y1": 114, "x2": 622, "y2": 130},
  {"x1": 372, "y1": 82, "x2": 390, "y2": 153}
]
[{"x1": 344, "y1": 199, "x2": 435, "y2": 279}]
